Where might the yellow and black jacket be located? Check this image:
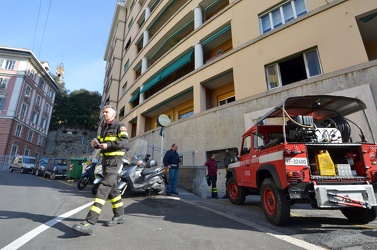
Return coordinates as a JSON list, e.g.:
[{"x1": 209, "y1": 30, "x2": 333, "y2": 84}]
[{"x1": 96, "y1": 120, "x2": 128, "y2": 157}]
